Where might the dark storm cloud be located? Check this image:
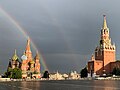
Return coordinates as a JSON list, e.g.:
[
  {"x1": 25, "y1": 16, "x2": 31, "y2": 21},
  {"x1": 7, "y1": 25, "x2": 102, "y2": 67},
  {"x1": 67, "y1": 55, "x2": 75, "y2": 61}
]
[{"x1": 0, "y1": 0, "x2": 120, "y2": 73}]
